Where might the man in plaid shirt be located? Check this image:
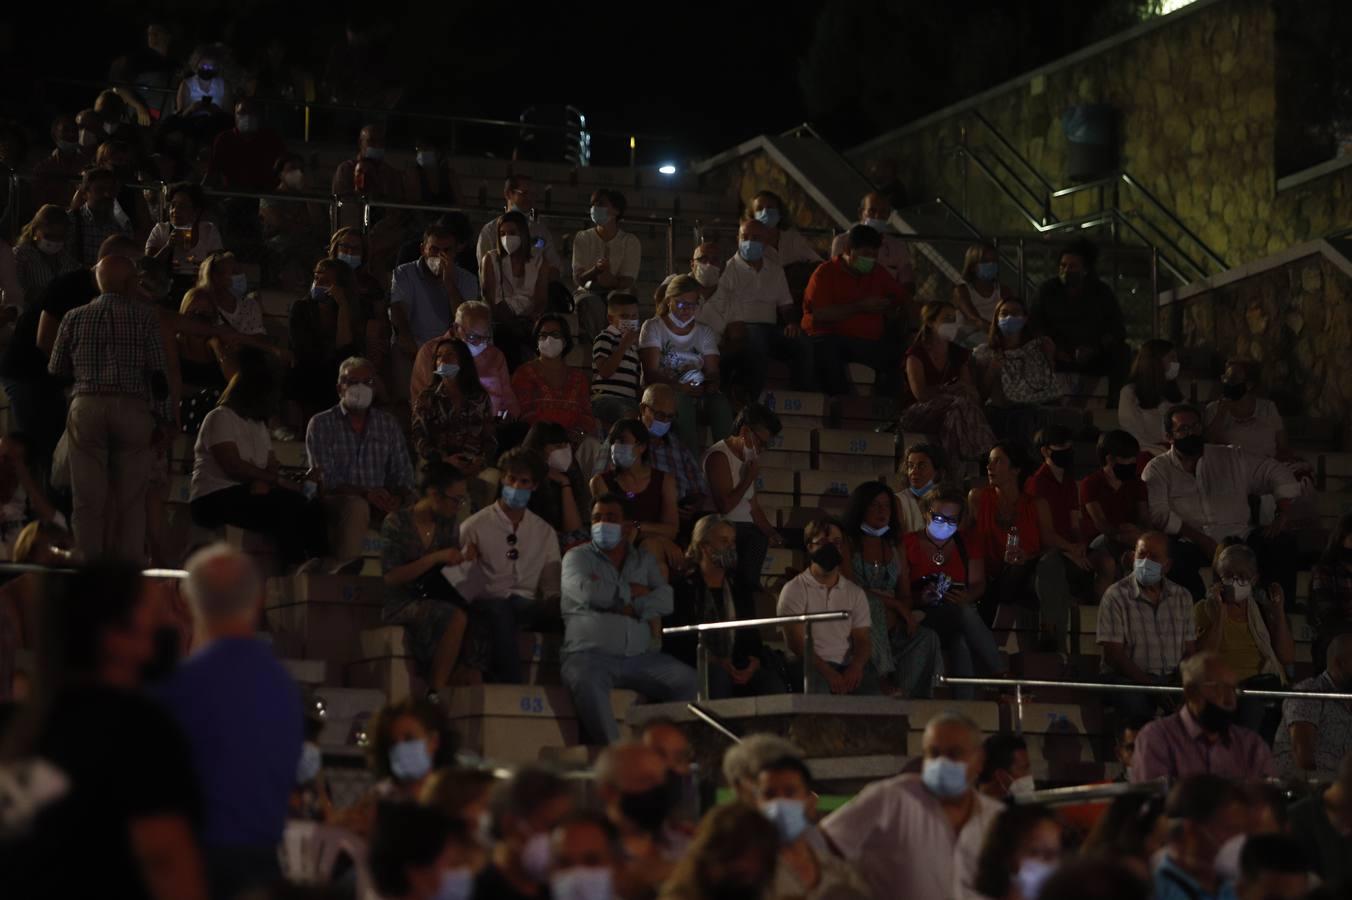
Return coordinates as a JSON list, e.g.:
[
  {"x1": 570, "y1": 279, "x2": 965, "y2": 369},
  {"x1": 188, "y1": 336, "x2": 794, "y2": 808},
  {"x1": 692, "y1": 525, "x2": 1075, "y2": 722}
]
[
  {"x1": 639, "y1": 384, "x2": 710, "y2": 531},
  {"x1": 49, "y1": 253, "x2": 172, "y2": 560}
]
